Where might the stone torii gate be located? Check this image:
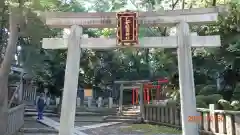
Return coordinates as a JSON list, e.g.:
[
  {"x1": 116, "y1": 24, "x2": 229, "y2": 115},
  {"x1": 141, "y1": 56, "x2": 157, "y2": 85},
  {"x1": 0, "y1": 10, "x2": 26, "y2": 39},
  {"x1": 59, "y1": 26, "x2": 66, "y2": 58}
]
[
  {"x1": 41, "y1": 7, "x2": 225, "y2": 135},
  {"x1": 114, "y1": 80, "x2": 149, "y2": 115}
]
